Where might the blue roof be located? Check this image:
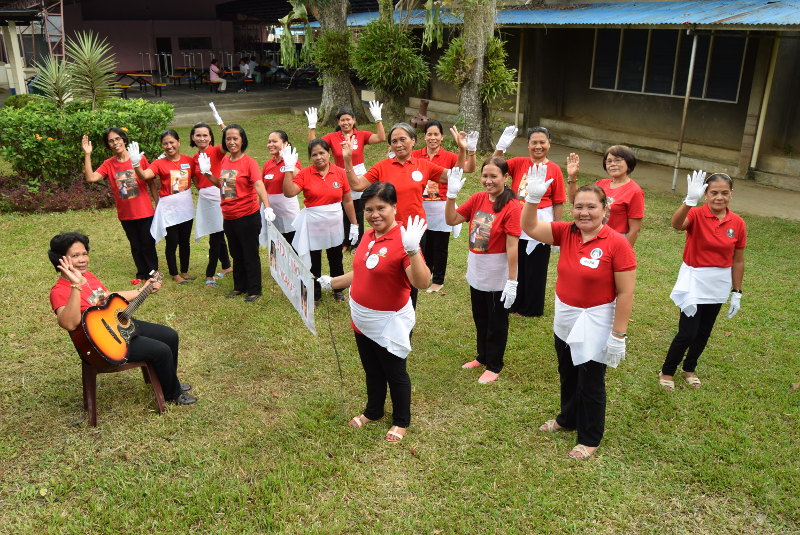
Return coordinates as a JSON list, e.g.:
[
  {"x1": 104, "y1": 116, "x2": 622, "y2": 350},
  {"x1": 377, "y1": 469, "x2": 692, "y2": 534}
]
[{"x1": 333, "y1": 1, "x2": 800, "y2": 29}]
